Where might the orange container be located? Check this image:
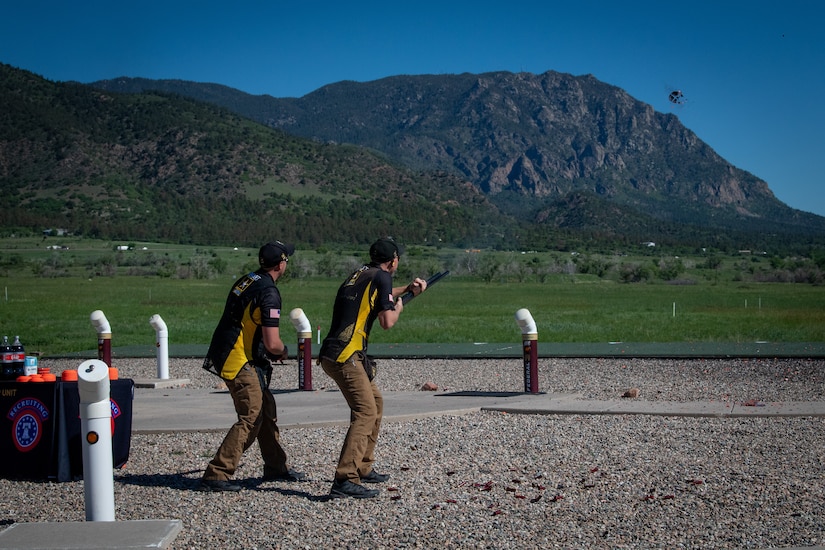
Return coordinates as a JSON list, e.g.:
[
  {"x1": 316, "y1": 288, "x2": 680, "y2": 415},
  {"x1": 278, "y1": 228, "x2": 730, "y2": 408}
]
[
  {"x1": 16, "y1": 375, "x2": 32, "y2": 383},
  {"x1": 29, "y1": 375, "x2": 44, "y2": 383},
  {"x1": 42, "y1": 373, "x2": 57, "y2": 382},
  {"x1": 61, "y1": 370, "x2": 78, "y2": 382},
  {"x1": 108, "y1": 367, "x2": 119, "y2": 380}
]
